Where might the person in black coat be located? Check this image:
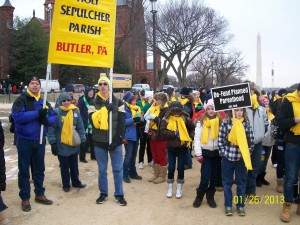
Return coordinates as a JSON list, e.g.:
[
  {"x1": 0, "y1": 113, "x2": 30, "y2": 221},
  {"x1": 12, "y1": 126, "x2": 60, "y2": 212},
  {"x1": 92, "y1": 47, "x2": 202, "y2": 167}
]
[
  {"x1": 77, "y1": 88, "x2": 95, "y2": 162},
  {"x1": 0, "y1": 120, "x2": 7, "y2": 221}
]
